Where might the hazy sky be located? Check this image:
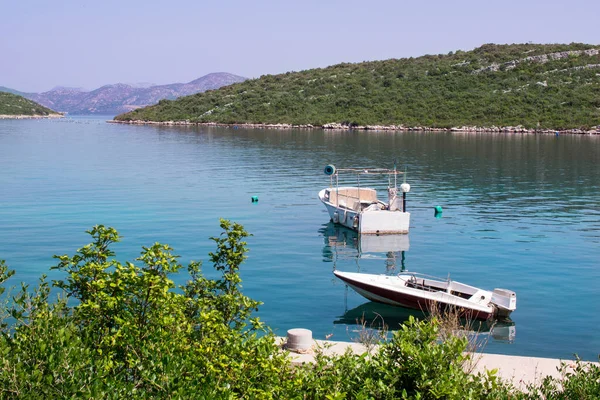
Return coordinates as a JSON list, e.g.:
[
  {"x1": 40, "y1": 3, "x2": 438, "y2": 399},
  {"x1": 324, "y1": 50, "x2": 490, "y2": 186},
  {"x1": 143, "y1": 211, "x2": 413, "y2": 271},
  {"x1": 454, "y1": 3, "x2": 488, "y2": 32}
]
[{"x1": 2, "y1": 0, "x2": 598, "y2": 92}]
